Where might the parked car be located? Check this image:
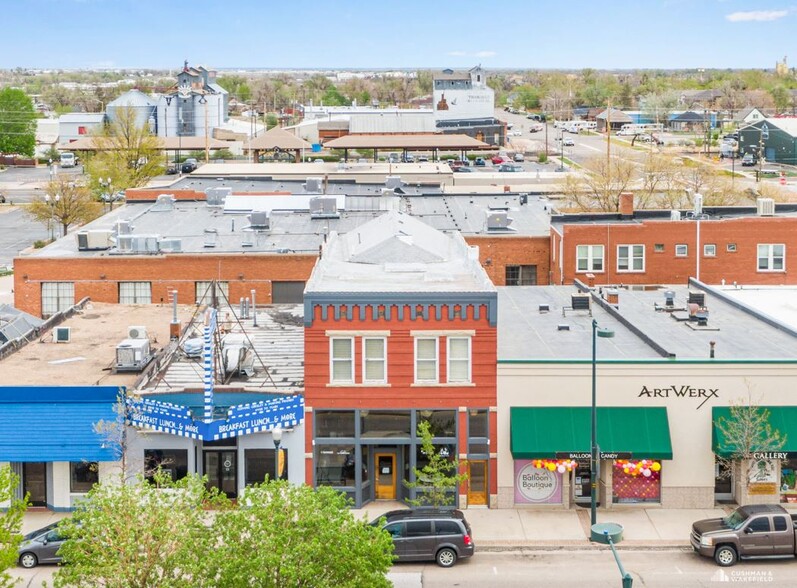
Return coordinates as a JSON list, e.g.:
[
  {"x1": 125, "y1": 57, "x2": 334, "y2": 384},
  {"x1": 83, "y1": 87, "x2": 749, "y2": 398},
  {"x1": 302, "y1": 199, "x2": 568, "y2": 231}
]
[
  {"x1": 491, "y1": 155, "x2": 506, "y2": 165},
  {"x1": 417, "y1": 156, "x2": 429, "y2": 163},
  {"x1": 181, "y1": 158, "x2": 199, "y2": 173},
  {"x1": 498, "y1": 163, "x2": 523, "y2": 172},
  {"x1": 508, "y1": 130, "x2": 522, "y2": 137},
  {"x1": 691, "y1": 504, "x2": 797, "y2": 567},
  {"x1": 454, "y1": 166, "x2": 475, "y2": 173},
  {"x1": 18, "y1": 522, "x2": 66, "y2": 568},
  {"x1": 473, "y1": 157, "x2": 486, "y2": 166},
  {"x1": 513, "y1": 153, "x2": 524, "y2": 162},
  {"x1": 563, "y1": 138, "x2": 575, "y2": 147},
  {"x1": 741, "y1": 153, "x2": 757, "y2": 167},
  {"x1": 373, "y1": 509, "x2": 474, "y2": 567},
  {"x1": 402, "y1": 154, "x2": 415, "y2": 163}
]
